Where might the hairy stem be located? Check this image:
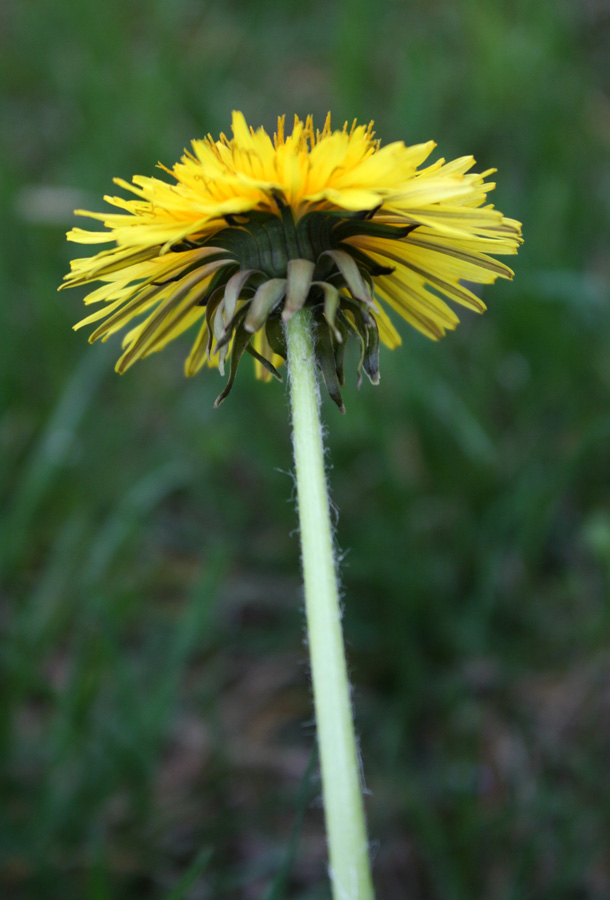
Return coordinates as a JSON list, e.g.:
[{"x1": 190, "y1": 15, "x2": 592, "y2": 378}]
[{"x1": 286, "y1": 307, "x2": 374, "y2": 900}]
